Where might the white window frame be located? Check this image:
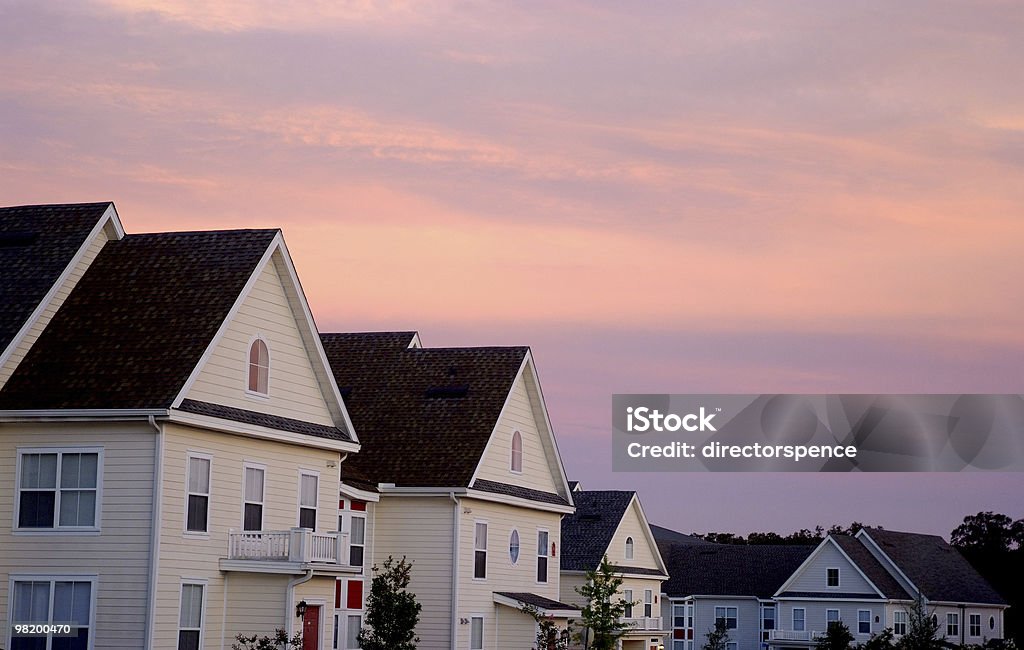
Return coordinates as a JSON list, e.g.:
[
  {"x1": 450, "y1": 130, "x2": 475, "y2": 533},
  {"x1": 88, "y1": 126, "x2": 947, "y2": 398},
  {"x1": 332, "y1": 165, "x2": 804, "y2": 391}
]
[
  {"x1": 947, "y1": 613, "x2": 959, "y2": 638},
  {"x1": 644, "y1": 589, "x2": 653, "y2": 617},
  {"x1": 473, "y1": 520, "x2": 488, "y2": 580},
  {"x1": 969, "y1": 613, "x2": 981, "y2": 638},
  {"x1": 469, "y1": 614, "x2": 484, "y2": 650},
  {"x1": 894, "y1": 610, "x2": 908, "y2": 636},
  {"x1": 625, "y1": 536, "x2": 634, "y2": 560},
  {"x1": 177, "y1": 579, "x2": 207, "y2": 650},
  {"x1": 343, "y1": 612, "x2": 362, "y2": 649},
  {"x1": 715, "y1": 606, "x2": 738, "y2": 630},
  {"x1": 184, "y1": 452, "x2": 212, "y2": 536},
  {"x1": 793, "y1": 608, "x2": 806, "y2": 632},
  {"x1": 246, "y1": 335, "x2": 271, "y2": 398},
  {"x1": 536, "y1": 528, "x2": 550, "y2": 584},
  {"x1": 826, "y1": 609, "x2": 841, "y2": 625},
  {"x1": 761, "y1": 604, "x2": 776, "y2": 631},
  {"x1": 826, "y1": 567, "x2": 841, "y2": 589},
  {"x1": 858, "y1": 609, "x2": 871, "y2": 635},
  {"x1": 297, "y1": 469, "x2": 320, "y2": 531},
  {"x1": 509, "y1": 528, "x2": 520, "y2": 565},
  {"x1": 673, "y1": 603, "x2": 686, "y2": 628},
  {"x1": 241, "y1": 462, "x2": 266, "y2": 532},
  {"x1": 7, "y1": 573, "x2": 98, "y2": 650},
  {"x1": 14, "y1": 447, "x2": 104, "y2": 534},
  {"x1": 510, "y1": 430, "x2": 523, "y2": 474},
  {"x1": 624, "y1": 589, "x2": 634, "y2": 618},
  {"x1": 348, "y1": 512, "x2": 366, "y2": 568}
]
